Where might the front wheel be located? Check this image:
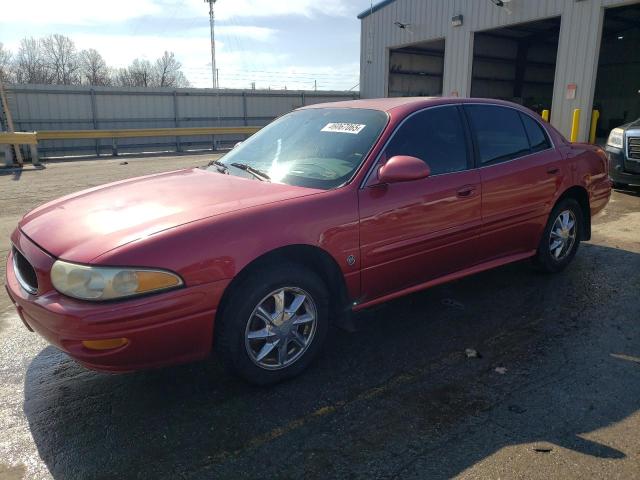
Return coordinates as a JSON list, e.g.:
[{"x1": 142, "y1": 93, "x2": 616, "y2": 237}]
[
  {"x1": 534, "y1": 198, "x2": 583, "y2": 273},
  {"x1": 215, "y1": 263, "x2": 329, "y2": 385}
]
